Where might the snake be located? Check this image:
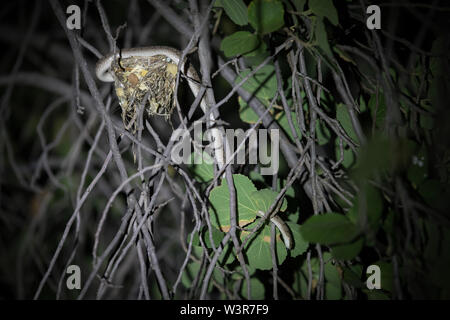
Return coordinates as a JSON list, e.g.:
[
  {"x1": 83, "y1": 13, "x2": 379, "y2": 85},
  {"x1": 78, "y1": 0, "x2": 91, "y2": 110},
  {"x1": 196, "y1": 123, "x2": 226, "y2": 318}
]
[{"x1": 95, "y1": 46, "x2": 293, "y2": 249}]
